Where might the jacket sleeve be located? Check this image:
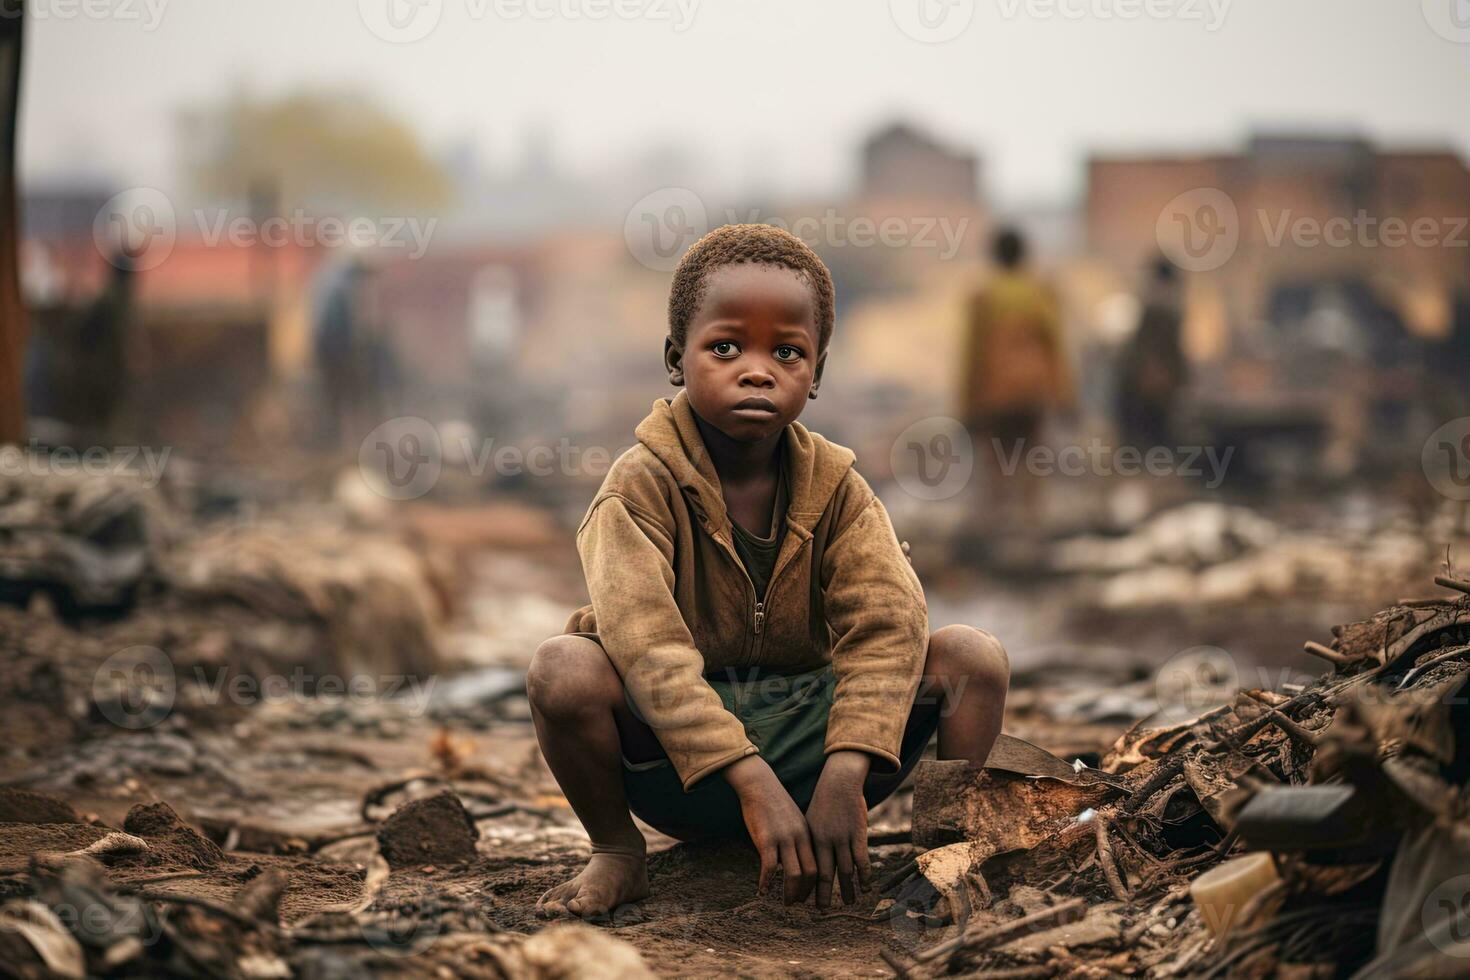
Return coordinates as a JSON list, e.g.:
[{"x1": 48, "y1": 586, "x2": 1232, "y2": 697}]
[
  {"x1": 577, "y1": 493, "x2": 757, "y2": 790},
  {"x1": 819, "y1": 478, "x2": 929, "y2": 771}
]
